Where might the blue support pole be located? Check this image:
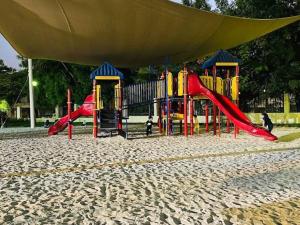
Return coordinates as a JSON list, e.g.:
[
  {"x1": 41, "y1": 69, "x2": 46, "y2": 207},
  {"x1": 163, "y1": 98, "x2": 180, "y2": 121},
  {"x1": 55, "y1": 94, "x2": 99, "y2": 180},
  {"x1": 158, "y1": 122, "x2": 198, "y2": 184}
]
[{"x1": 165, "y1": 67, "x2": 169, "y2": 136}]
